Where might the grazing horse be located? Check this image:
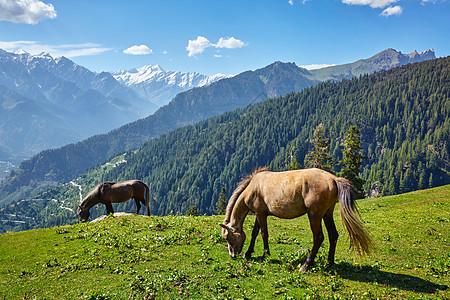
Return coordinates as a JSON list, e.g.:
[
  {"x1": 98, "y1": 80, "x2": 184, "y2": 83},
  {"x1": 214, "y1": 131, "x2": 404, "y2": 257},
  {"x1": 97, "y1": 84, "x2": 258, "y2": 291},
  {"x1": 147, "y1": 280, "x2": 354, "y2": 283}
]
[
  {"x1": 77, "y1": 180, "x2": 150, "y2": 222},
  {"x1": 220, "y1": 167, "x2": 372, "y2": 272}
]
